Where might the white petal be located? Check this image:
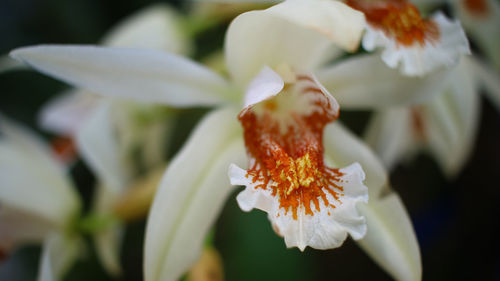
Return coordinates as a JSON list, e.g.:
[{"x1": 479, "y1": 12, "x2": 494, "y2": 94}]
[
  {"x1": 467, "y1": 56, "x2": 500, "y2": 111},
  {"x1": 242, "y1": 70, "x2": 340, "y2": 126},
  {"x1": 317, "y1": 54, "x2": 450, "y2": 109},
  {"x1": 230, "y1": 164, "x2": 274, "y2": 213},
  {"x1": 0, "y1": 204, "x2": 55, "y2": 252},
  {"x1": 10, "y1": 45, "x2": 233, "y2": 107},
  {"x1": 323, "y1": 122, "x2": 387, "y2": 198},
  {"x1": 422, "y1": 59, "x2": 480, "y2": 177},
  {"x1": 243, "y1": 66, "x2": 284, "y2": 108},
  {"x1": 363, "y1": 12, "x2": 470, "y2": 76},
  {"x1": 263, "y1": 0, "x2": 365, "y2": 52},
  {"x1": 76, "y1": 101, "x2": 129, "y2": 193},
  {"x1": 144, "y1": 106, "x2": 246, "y2": 281},
  {"x1": 225, "y1": 0, "x2": 365, "y2": 86},
  {"x1": 37, "y1": 233, "x2": 81, "y2": 281},
  {"x1": 38, "y1": 89, "x2": 100, "y2": 136},
  {"x1": 357, "y1": 192, "x2": 421, "y2": 281},
  {"x1": 102, "y1": 4, "x2": 192, "y2": 55},
  {"x1": 0, "y1": 117, "x2": 80, "y2": 228},
  {"x1": 232, "y1": 162, "x2": 368, "y2": 251},
  {"x1": 364, "y1": 107, "x2": 419, "y2": 171}
]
